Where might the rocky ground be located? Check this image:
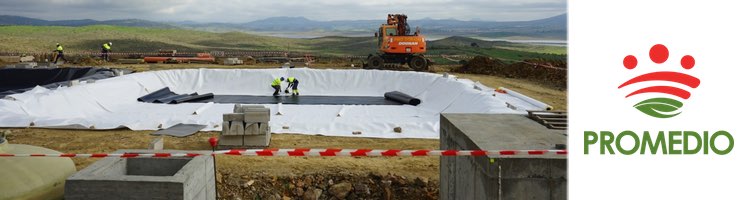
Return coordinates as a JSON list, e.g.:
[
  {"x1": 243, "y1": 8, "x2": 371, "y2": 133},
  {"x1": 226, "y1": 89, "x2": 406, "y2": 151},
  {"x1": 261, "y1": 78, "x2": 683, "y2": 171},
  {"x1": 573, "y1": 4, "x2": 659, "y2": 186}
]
[{"x1": 218, "y1": 172, "x2": 438, "y2": 200}]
